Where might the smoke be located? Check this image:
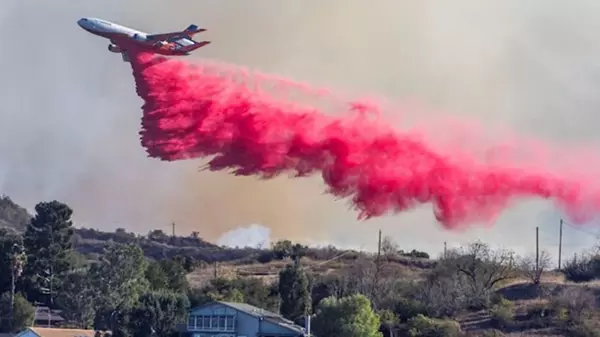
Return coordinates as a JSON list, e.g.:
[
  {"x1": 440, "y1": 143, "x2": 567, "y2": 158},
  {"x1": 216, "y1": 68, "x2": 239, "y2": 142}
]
[
  {"x1": 216, "y1": 224, "x2": 271, "y2": 248},
  {"x1": 2, "y1": 0, "x2": 600, "y2": 257}
]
